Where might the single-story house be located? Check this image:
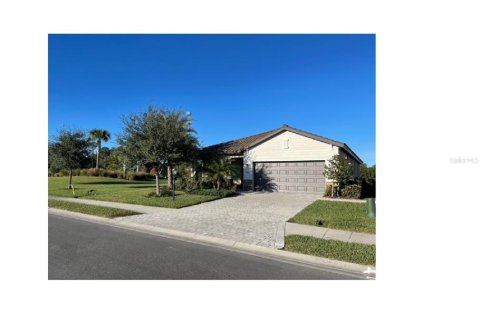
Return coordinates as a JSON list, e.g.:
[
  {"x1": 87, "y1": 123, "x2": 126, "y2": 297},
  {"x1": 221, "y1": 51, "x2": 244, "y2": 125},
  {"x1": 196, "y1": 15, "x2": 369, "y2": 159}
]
[{"x1": 201, "y1": 124, "x2": 363, "y2": 193}]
